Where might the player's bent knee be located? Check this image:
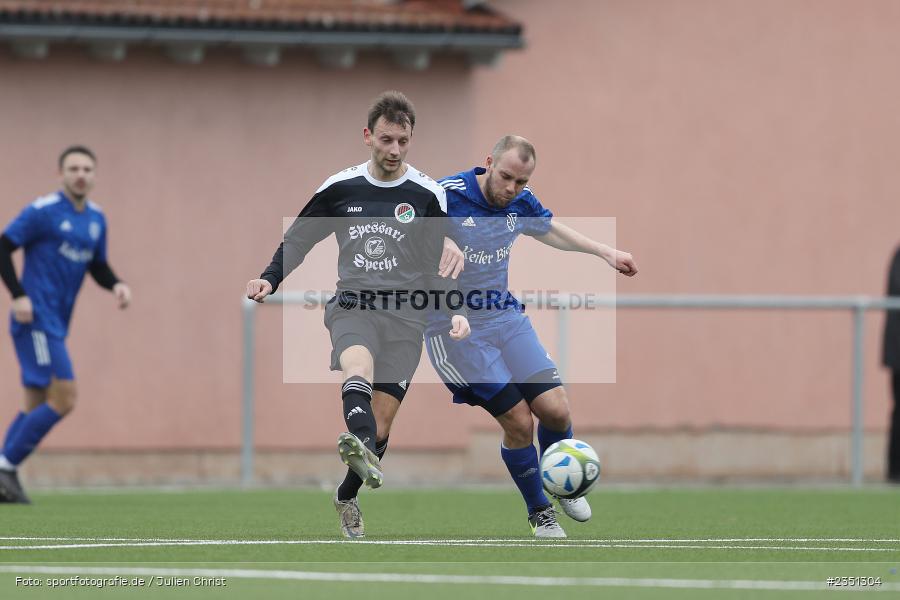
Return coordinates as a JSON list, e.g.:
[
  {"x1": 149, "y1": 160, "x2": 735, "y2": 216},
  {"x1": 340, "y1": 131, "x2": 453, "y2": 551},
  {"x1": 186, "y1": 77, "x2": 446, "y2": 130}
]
[
  {"x1": 530, "y1": 388, "x2": 572, "y2": 432},
  {"x1": 48, "y1": 381, "x2": 77, "y2": 416},
  {"x1": 534, "y1": 397, "x2": 571, "y2": 431},
  {"x1": 342, "y1": 365, "x2": 373, "y2": 382},
  {"x1": 540, "y1": 409, "x2": 571, "y2": 433},
  {"x1": 338, "y1": 345, "x2": 375, "y2": 380},
  {"x1": 497, "y1": 401, "x2": 534, "y2": 447}
]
